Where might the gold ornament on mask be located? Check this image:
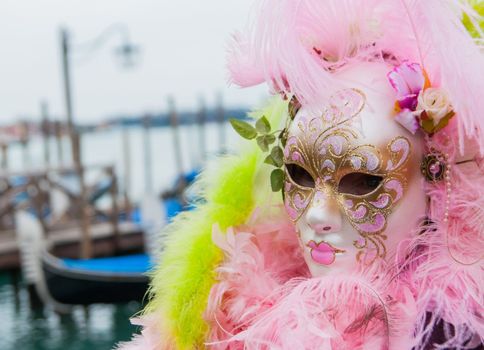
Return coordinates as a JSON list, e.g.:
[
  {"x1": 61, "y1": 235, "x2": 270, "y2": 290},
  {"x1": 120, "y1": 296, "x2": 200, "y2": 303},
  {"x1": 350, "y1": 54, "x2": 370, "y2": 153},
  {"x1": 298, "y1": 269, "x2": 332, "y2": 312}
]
[{"x1": 283, "y1": 89, "x2": 412, "y2": 264}]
